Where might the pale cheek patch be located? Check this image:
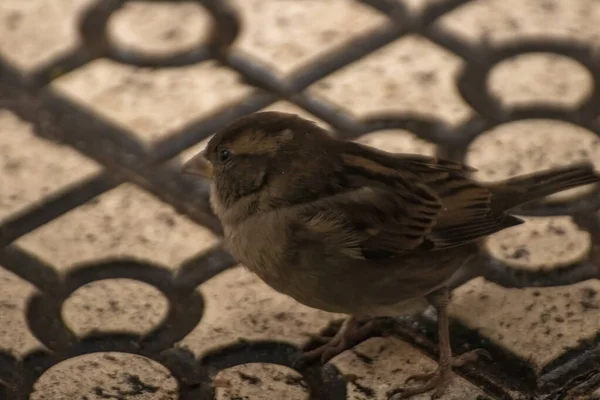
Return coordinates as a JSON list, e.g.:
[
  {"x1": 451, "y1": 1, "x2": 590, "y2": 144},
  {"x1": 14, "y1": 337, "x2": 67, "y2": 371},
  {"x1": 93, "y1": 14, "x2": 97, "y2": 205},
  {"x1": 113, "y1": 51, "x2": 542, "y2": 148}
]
[{"x1": 279, "y1": 129, "x2": 294, "y2": 141}]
